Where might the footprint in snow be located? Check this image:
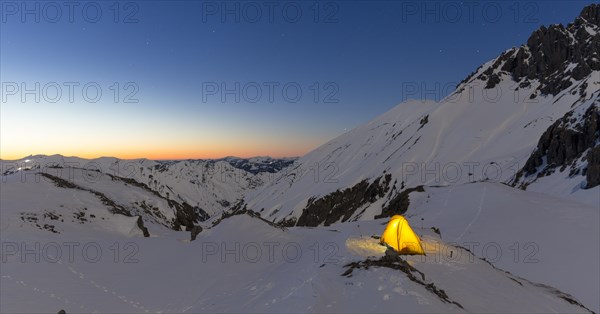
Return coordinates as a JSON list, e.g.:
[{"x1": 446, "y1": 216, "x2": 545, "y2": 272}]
[{"x1": 393, "y1": 287, "x2": 406, "y2": 295}]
